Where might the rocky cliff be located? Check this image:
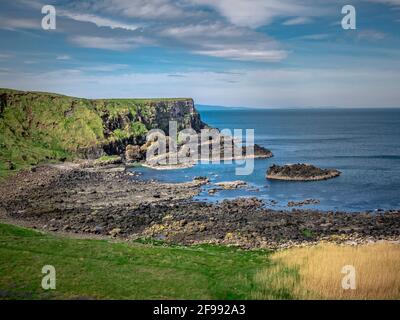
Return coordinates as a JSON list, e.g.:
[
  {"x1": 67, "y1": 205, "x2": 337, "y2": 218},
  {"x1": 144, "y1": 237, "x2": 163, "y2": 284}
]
[
  {"x1": 0, "y1": 88, "x2": 205, "y2": 174},
  {"x1": 99, "y1": 98, "x2": 205, "y2": 156}
]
